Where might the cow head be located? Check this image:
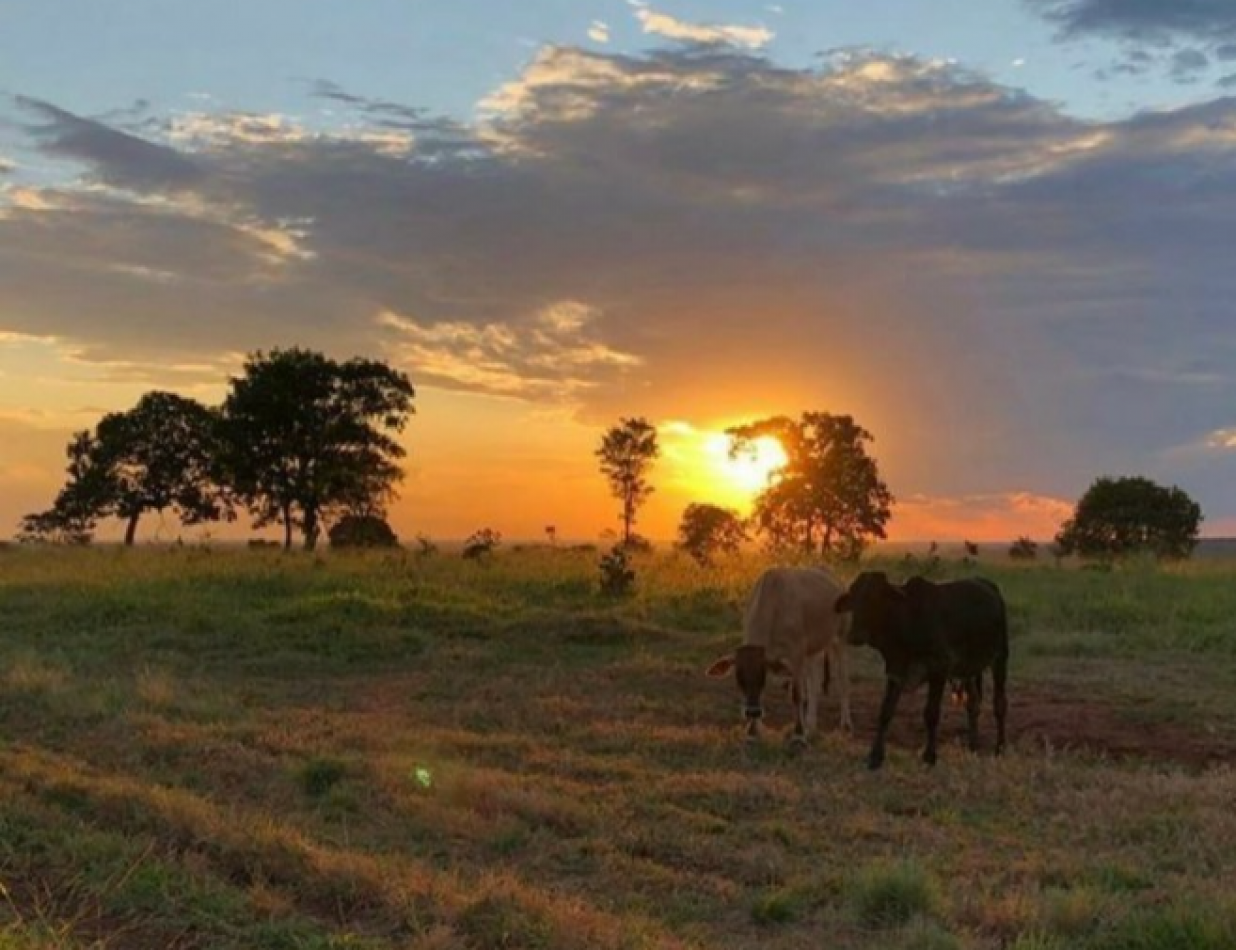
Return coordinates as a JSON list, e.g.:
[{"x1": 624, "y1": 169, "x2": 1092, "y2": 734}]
[
  {"x1": 705, "y1": 644, "x2": 791, "y2": 737},
  {"x1": 833, "y1": 571, "x2": 905, "y2": 647}
]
